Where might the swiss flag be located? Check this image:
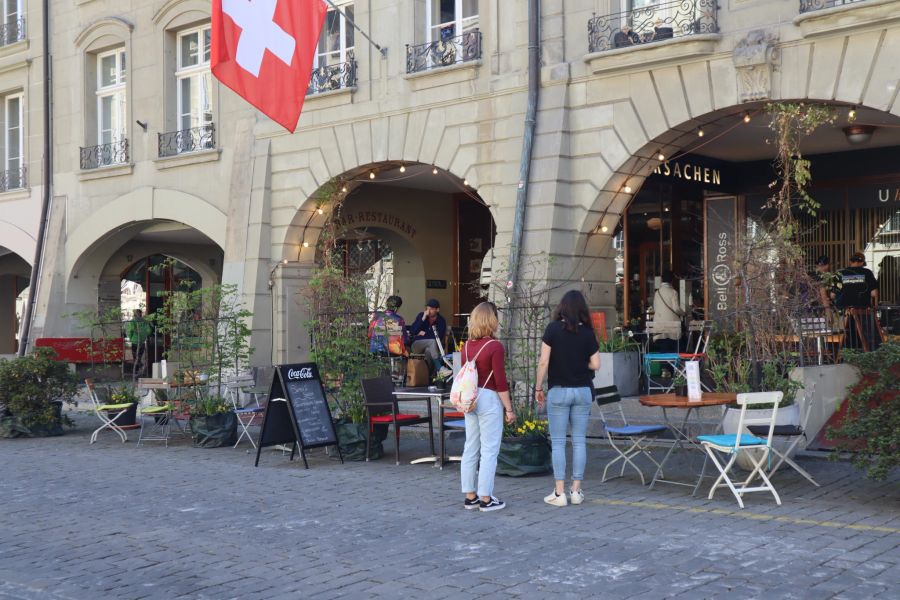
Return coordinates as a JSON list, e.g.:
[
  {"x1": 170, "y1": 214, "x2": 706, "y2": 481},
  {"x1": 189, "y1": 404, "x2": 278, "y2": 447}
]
[{"x1": 212, "y1": 0, "x2": 328, "y2": 133}]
